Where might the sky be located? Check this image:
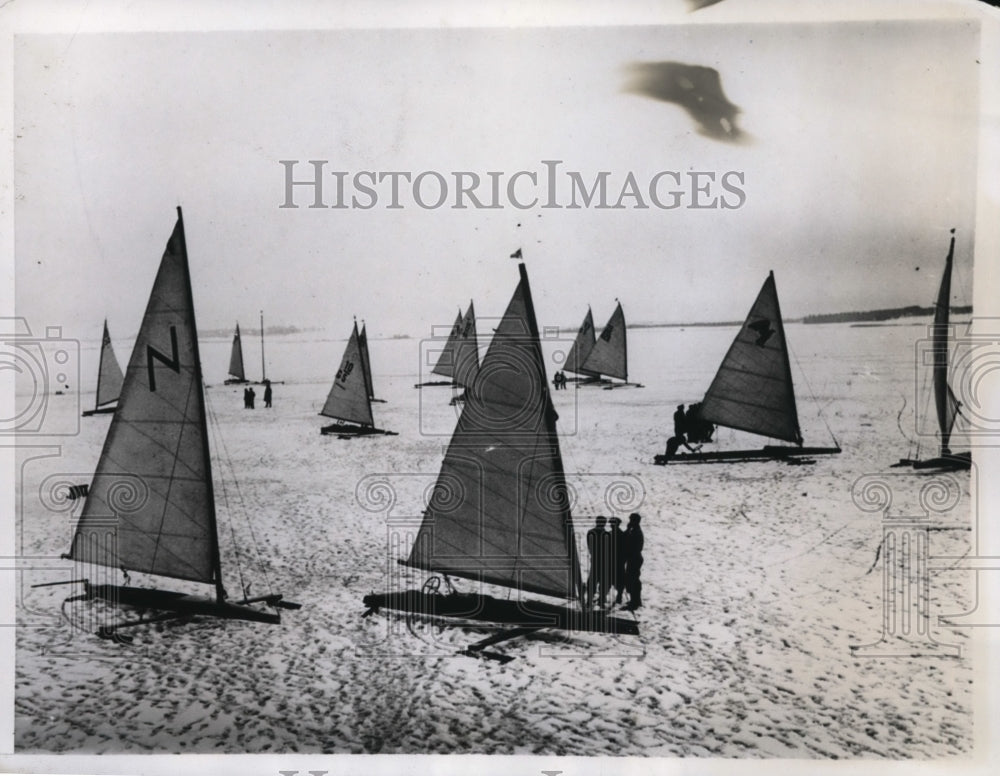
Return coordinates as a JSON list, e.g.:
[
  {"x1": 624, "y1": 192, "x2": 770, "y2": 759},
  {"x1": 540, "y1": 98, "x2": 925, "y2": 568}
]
[{"x1": 11, "y1": 12, "x2": 983, "y2": 343}]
